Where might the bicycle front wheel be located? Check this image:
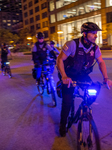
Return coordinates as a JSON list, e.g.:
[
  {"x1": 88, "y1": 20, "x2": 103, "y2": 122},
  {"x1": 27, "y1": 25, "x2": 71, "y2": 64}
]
[
  {"x1": 77, "y1": 113, "x2": 101, "y2": 150},
  {"x1": 37, "y1": 76, "x2": 45, "y2": 95},
  {"x1": 7, "y1": 66, "x2": 12, "y2": 78},
  {"x1": 50, "y1": 77, "x2": 57, "y2": 107}
]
